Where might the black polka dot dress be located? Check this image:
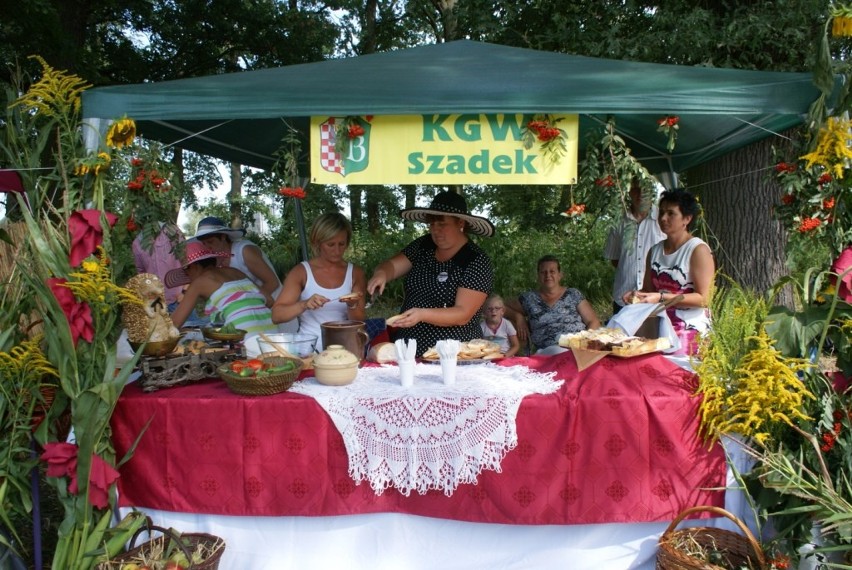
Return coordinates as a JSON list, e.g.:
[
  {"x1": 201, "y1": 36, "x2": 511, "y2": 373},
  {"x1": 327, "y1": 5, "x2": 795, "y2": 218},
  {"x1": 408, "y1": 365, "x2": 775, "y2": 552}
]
[{"x1": 392, "y1": 234, "x2": 493, "y2": 357}]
